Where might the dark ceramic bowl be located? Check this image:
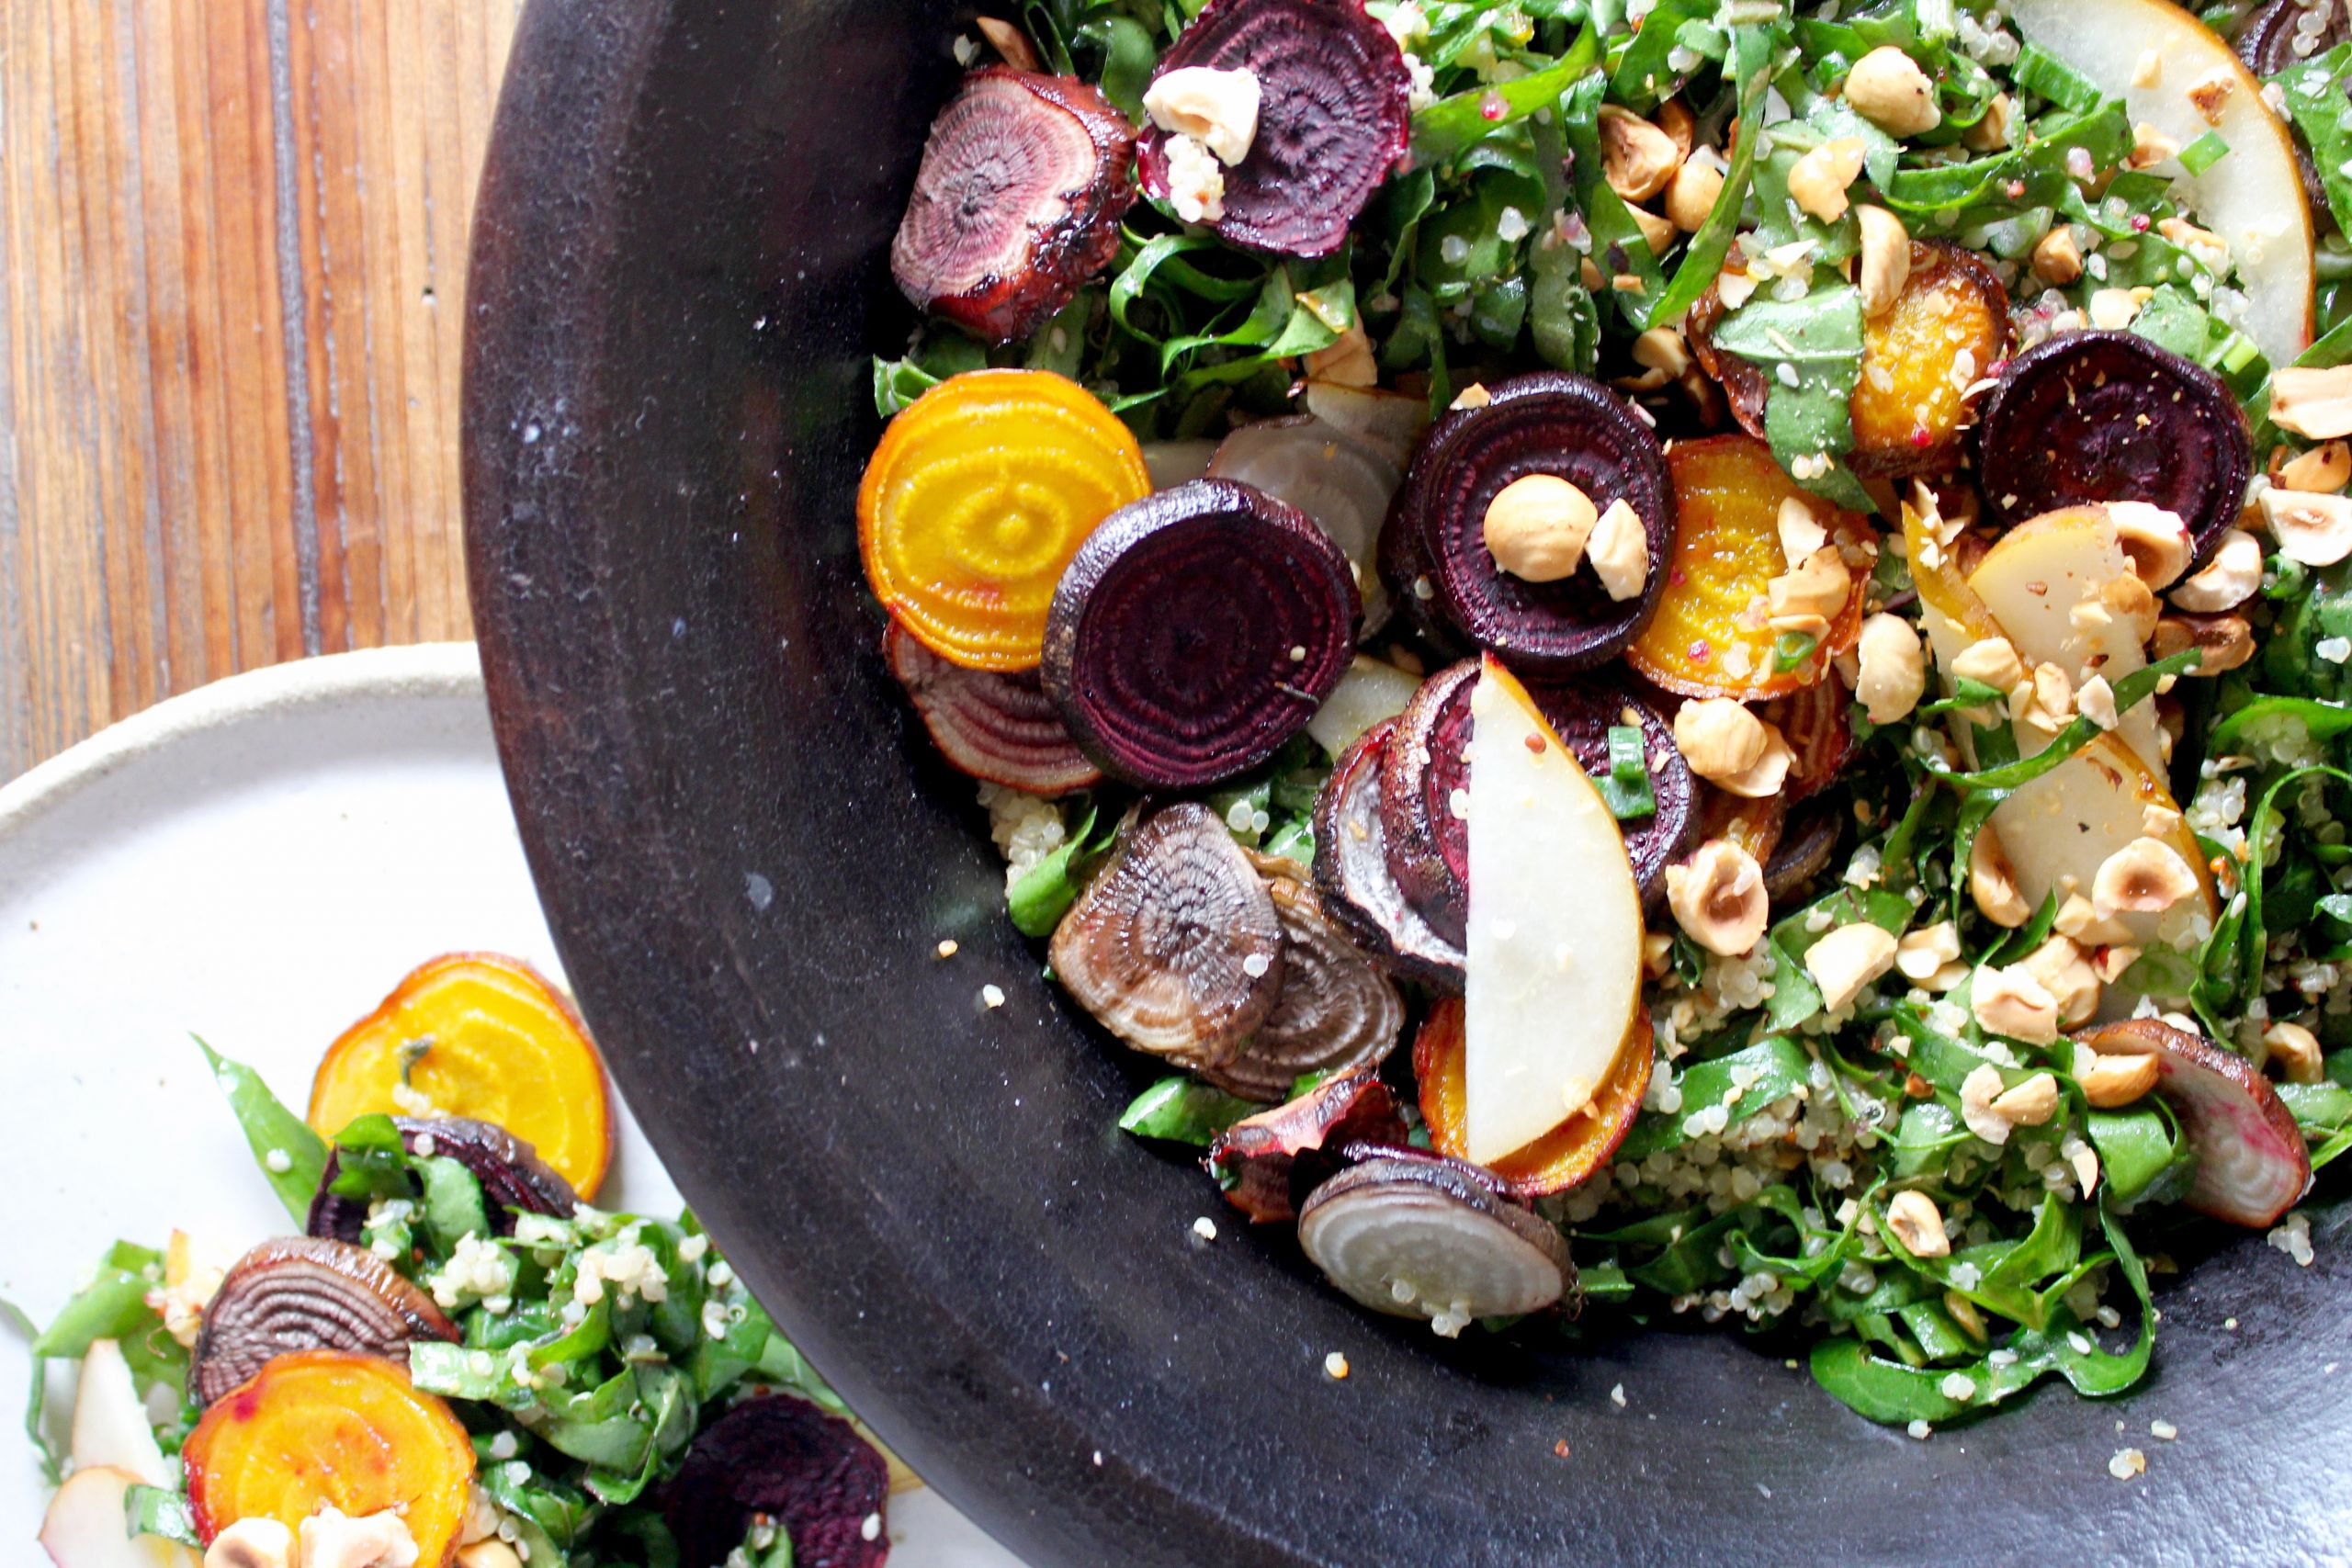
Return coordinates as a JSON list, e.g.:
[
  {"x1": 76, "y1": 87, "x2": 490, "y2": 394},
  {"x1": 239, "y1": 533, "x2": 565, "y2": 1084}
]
[{"x1": 460, "y1": 5, "x2": 2350, "y2": 1562}]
